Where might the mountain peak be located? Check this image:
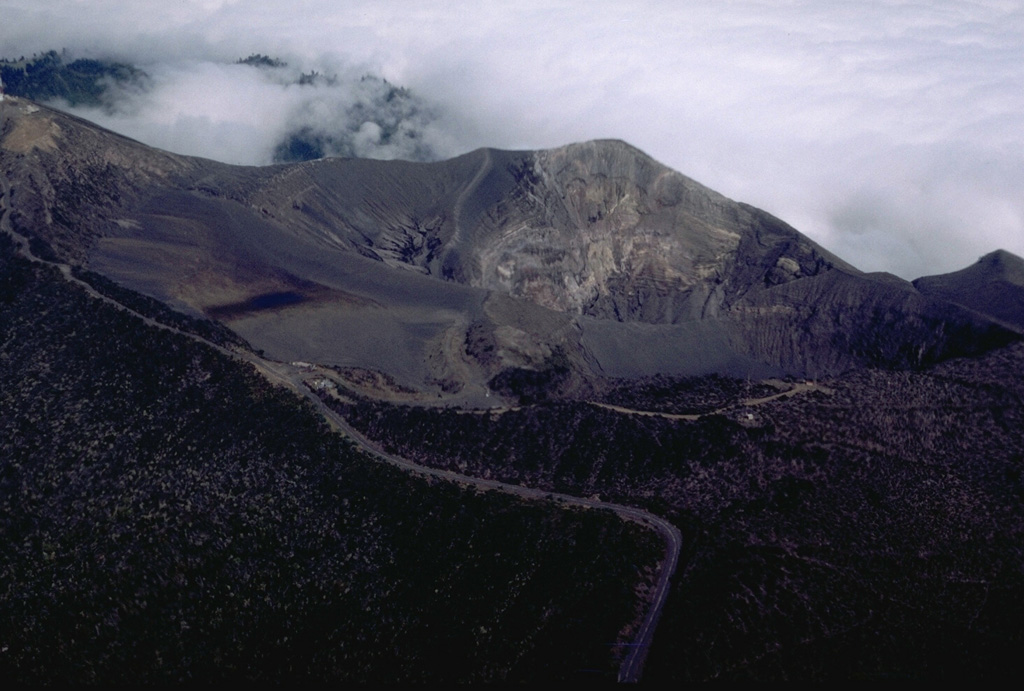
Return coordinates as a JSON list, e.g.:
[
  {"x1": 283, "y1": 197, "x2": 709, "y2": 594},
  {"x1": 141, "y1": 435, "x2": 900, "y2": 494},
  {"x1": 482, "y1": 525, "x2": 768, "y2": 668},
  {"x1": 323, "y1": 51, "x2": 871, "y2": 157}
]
[
  {"x1": 916, "y1": 248, "x2": 1024, "y2": 288},
  {"x1": 914, "y1": 249, "x2": 1024, "y2": 332},
  {"x1": 976, "y1": 249, "x2": 1024, "y2": 283}
]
